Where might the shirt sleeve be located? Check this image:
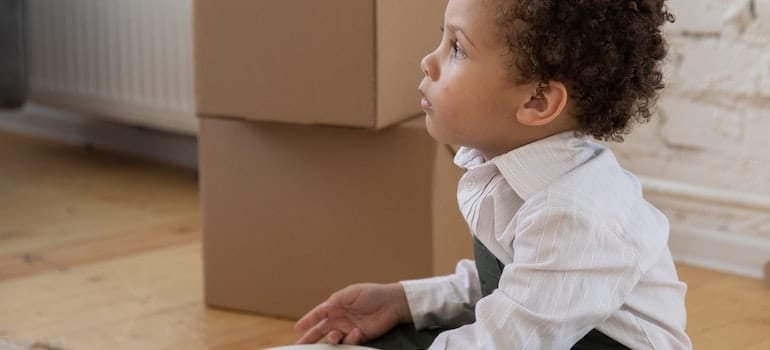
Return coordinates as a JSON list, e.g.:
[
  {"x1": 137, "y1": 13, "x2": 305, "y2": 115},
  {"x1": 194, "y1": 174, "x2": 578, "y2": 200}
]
[
  {"x1": 428, "y1": 203, "x2": 642, "y2": 349},
  {"x1": 400, "y1": 259, "x2": 483, "y2": 330}
]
